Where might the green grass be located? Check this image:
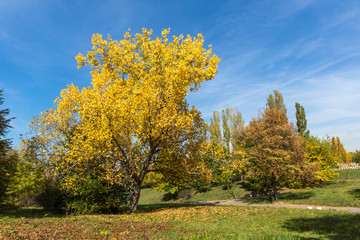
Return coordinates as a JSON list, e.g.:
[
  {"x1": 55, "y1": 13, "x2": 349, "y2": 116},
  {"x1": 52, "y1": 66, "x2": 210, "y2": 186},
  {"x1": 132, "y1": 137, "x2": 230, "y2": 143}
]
[
  {"x1": 1, "y1": 170, "x2": 358, "y2": 239},
  {"x1": 334, "y1": 169, "x2": 360, "y2": 180},
  {"x1": 246, "y1": 169, "x2": 360, "y2": 207},
  {"x1": 140, "y1": 169, "x2": 360, "y2": 207},
  {"x1": 140, "y1": 184, "x2": 251, "y2": 205},
  {"x1": 1, "y1": 205, "x2": 359, "y2": 239}
]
